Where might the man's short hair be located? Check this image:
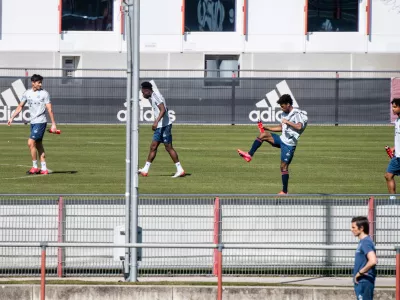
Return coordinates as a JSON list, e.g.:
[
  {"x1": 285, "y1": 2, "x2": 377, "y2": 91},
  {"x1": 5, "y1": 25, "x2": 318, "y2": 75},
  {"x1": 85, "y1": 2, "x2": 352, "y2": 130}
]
[
  {"x1": 31, "y1": 74, "x2": 43, "y2": 82},
  {"x1": 141, "y1": 81, "x2": 153, "y2": 89},
  {"x1": 391, "y1": 98, "x2": 400, "y2": 106},
  {"x1": 277, "y1": 94, "x2": 293, "y2": 106},
  {"x1": 351, "y1": 216, "x2": 370, "y2": 234}
]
